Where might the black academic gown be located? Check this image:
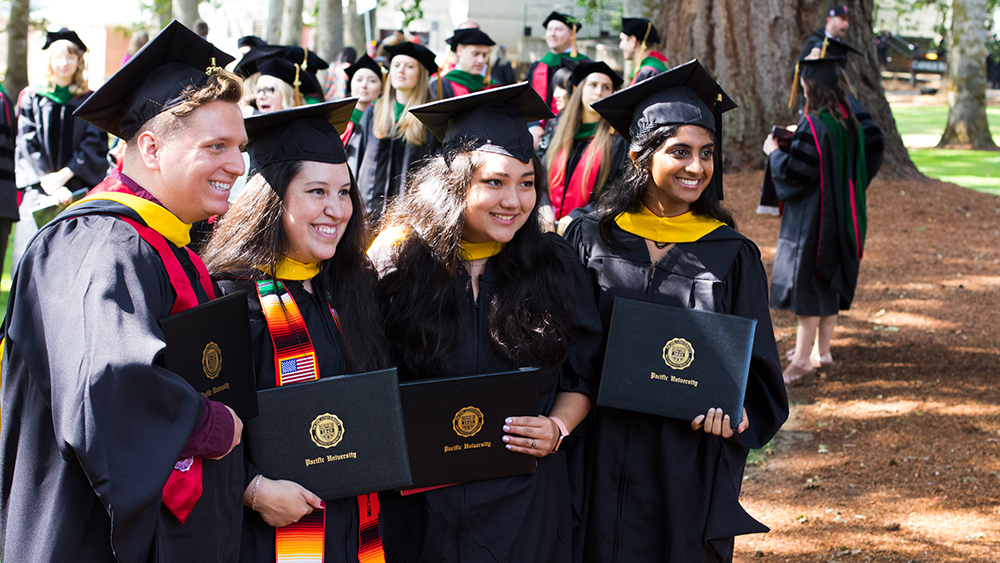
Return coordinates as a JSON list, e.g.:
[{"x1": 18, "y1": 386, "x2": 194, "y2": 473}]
[
  {"x1": 768, "y1": 99, "x2": 883, "y2": 316},
  {"x1": 12, "y1": 90, "x2": 110, "y2": 266},
  {"x1": 0, "y1": 197, "x2": 243, "y2": 562},
  {"x1": 215, "y1": 277, "x2": 361, "y2": 563},
  {"x1": 564, "y1": 217, "x2": 788, "y2": 563},
  {"x1": 353, "y1": 105, "x2": 439, "y2": 218},
  {"x1": 374, "y1": 234, "x2": 604, "y2": 563},
  {"x1": 549, "y1": 134, "x2": 628, "y2": 220}
]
